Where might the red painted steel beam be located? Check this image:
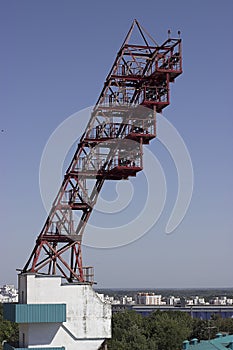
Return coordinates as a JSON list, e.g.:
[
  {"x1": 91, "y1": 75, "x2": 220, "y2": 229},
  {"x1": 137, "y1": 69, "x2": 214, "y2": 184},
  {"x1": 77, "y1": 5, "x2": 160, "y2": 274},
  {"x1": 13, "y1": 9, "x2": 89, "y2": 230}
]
[{"x1": 22, "y1": 20, "x2": 182, "y2": 283}]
